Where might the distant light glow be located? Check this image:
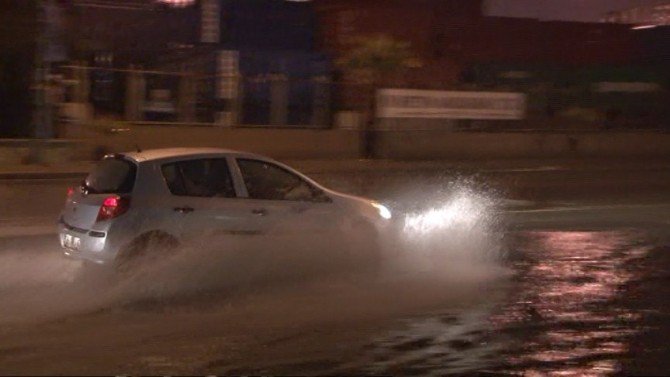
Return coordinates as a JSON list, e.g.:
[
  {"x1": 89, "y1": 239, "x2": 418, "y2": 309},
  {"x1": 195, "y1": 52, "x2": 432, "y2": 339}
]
[
  {"x1": 632, "y1": 24, "x2": 657, "y2": 30},
  {"x1": 156, "y1": 0, "x2": 195, "y2": 7}
]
